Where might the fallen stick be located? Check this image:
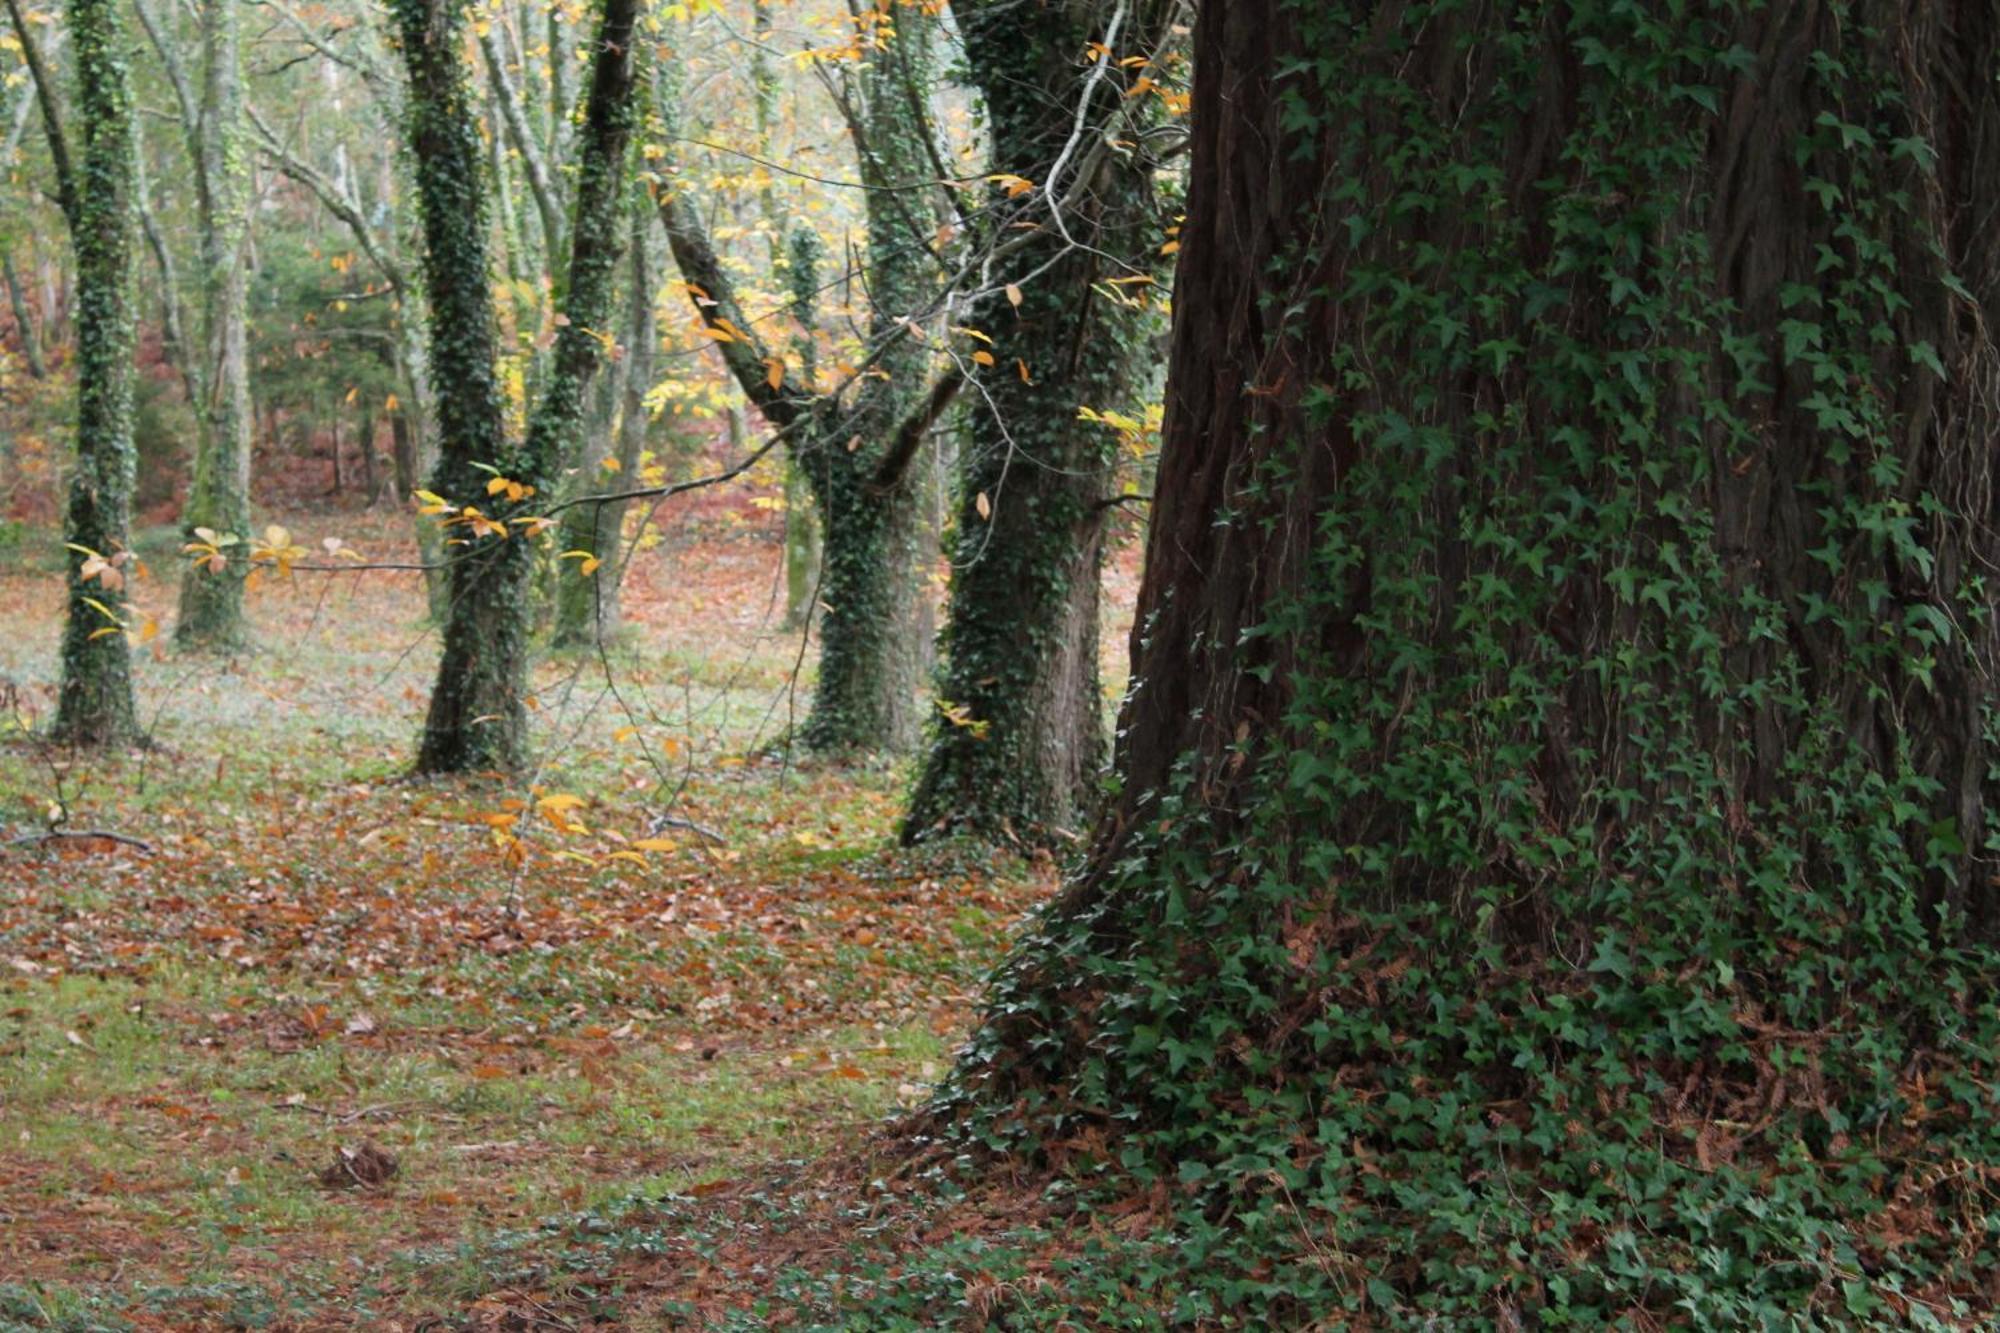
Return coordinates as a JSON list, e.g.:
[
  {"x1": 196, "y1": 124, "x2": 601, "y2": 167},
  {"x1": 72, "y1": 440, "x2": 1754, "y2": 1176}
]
[{"x1": 6, "y1": 829, "x2": 155, "y2": 855}]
